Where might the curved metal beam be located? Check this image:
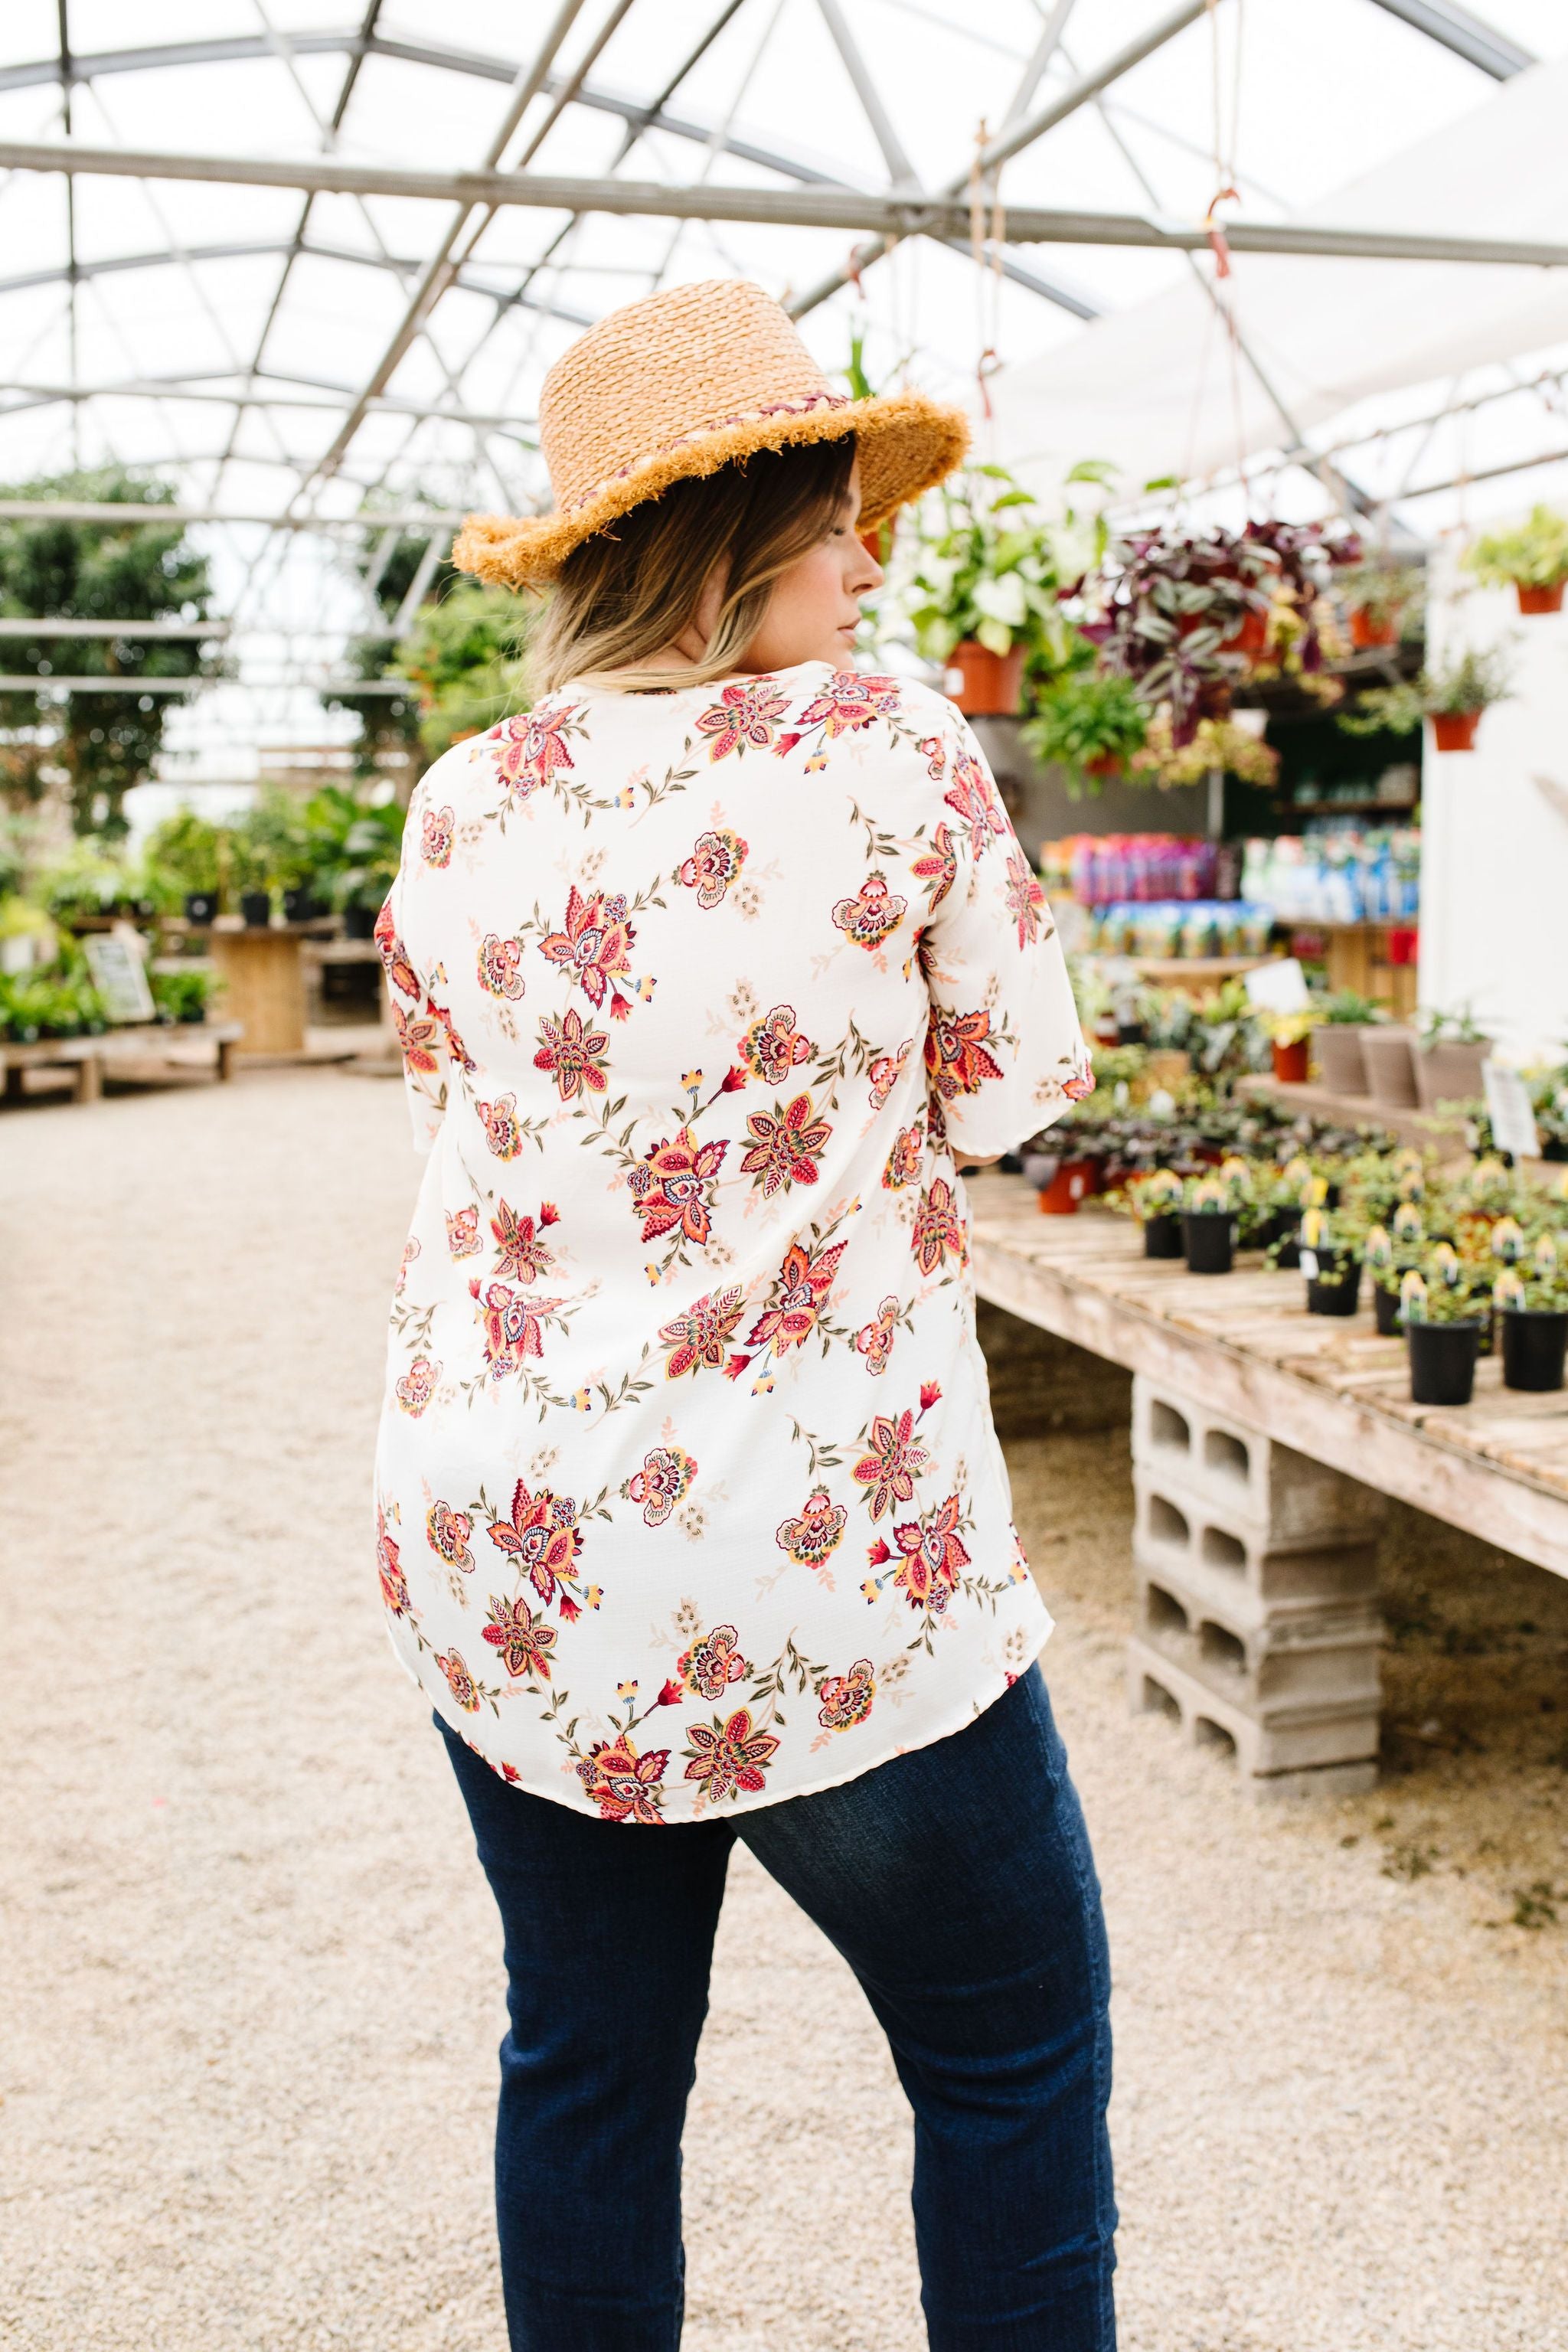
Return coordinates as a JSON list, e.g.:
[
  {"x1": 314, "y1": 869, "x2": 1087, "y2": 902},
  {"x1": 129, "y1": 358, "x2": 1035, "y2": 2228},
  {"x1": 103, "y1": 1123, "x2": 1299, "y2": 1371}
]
[{"x1": 1364, "y1": 0, "x2": 1532, "y2": 78}]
